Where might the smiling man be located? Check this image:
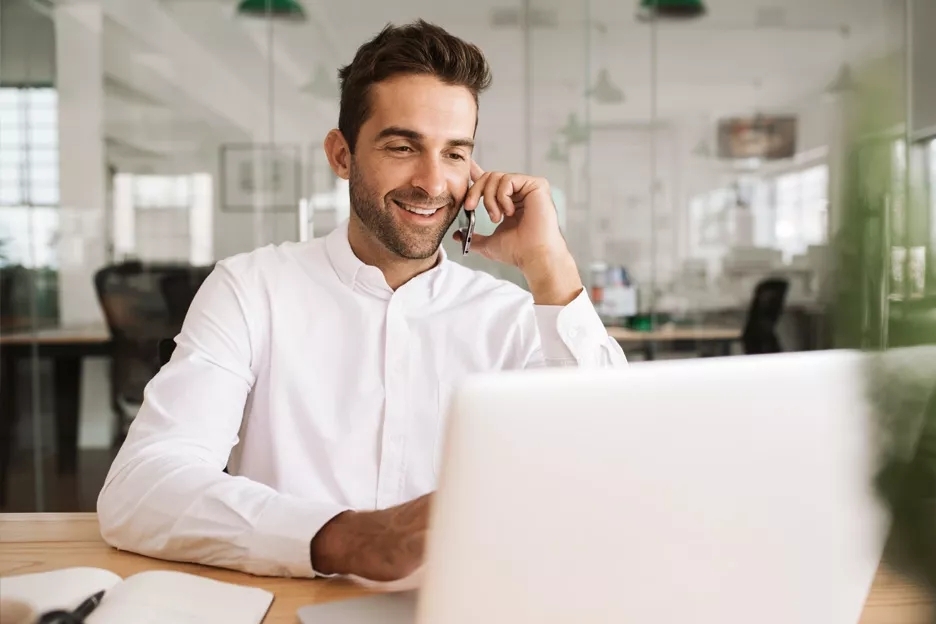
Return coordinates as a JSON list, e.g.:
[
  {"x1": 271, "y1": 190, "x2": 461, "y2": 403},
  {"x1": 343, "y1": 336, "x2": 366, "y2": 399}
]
[{"x1": 97, "y1": 20, "x2": 626, "y2": 583}]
